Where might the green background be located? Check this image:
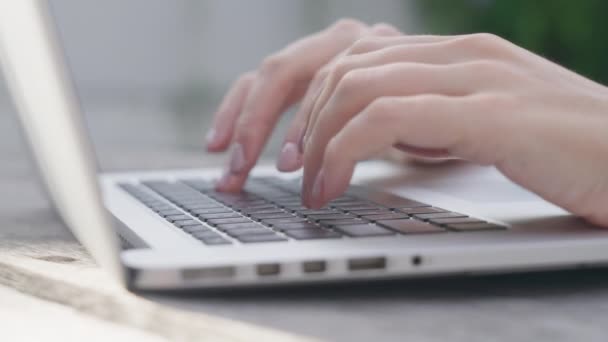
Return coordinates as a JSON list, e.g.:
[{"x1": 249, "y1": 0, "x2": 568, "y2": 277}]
[{"x1": 418, "y1": 0, "x2": 608, "y2": 84}]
